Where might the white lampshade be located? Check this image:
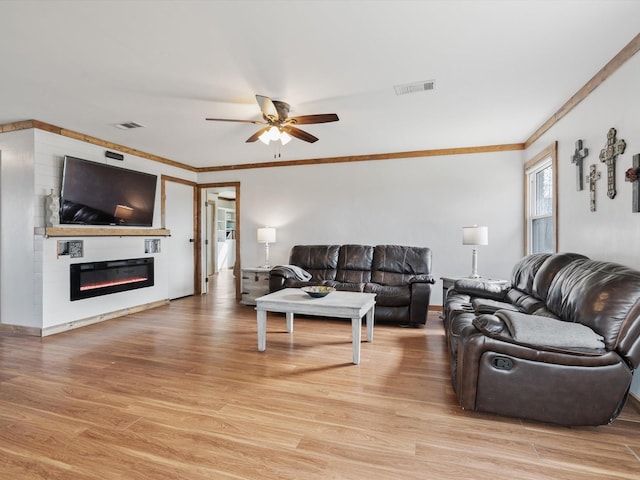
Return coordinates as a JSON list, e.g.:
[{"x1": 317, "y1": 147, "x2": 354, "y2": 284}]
[
  {"x1": 114, "y1": 204, "x2": 134, "y2": 220},
  {"x1": 258, "y1": 130, "x2": 271, "y2": 145},
  {"x1": 268, "y1": 126, "x2": 280, "y2": 142},
  {"x1": 280, "y1": 131, "x2": 292, "y2": 145},
  {"x1": 462, "y1": 225, "x2": 488, "y2": 246},
  {"x1": 257, "y1": 227, "x2": 276, "y2": 244}
]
